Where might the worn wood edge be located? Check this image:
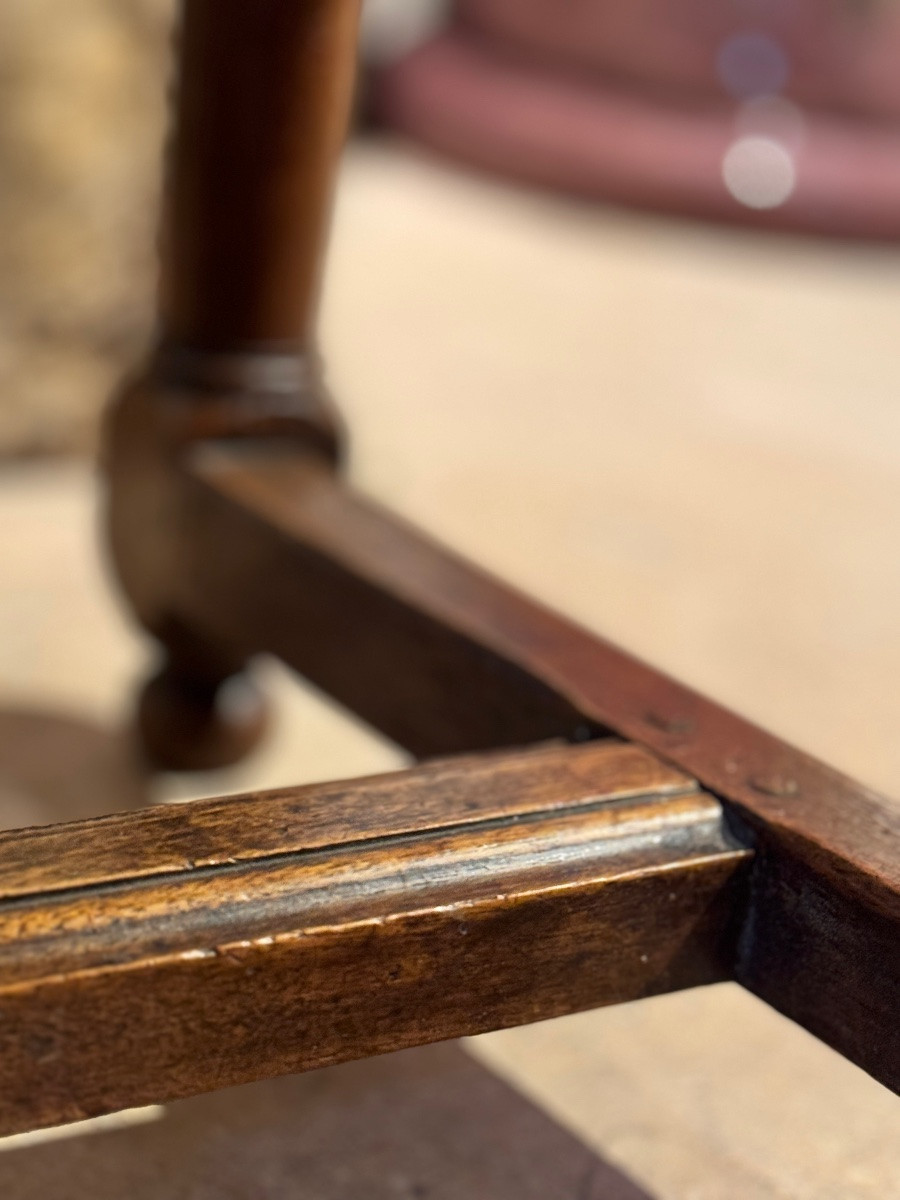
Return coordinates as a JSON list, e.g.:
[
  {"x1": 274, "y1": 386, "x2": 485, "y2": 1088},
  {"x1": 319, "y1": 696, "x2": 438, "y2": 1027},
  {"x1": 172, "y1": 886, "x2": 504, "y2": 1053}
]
[
  {"x1": 0, "y1": 739, "x2": 694, "y2": 901},
  {"x1": 0, "y1": 787, "x2": 731, "y2": 984},
  {"x1": 0, "y1": 784, "x2": 749, "y2": 1133}
]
